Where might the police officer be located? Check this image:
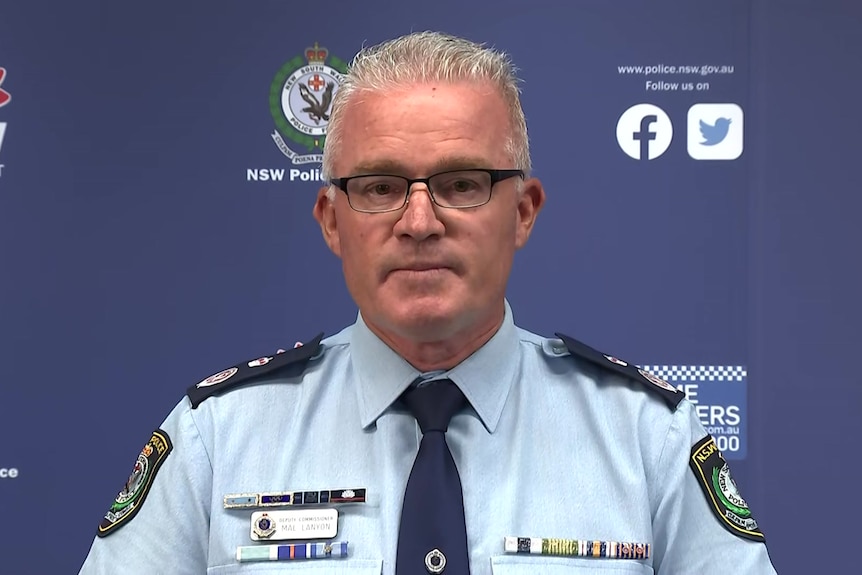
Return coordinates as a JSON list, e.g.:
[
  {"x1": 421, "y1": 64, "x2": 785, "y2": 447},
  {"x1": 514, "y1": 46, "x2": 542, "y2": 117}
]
[{"x1": 79, "y1": 31, "x2": 778, "y2": 574}]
